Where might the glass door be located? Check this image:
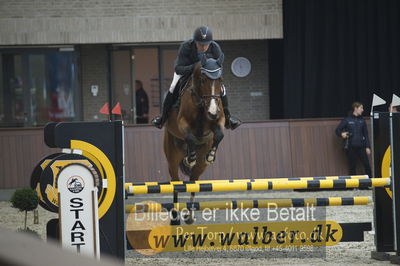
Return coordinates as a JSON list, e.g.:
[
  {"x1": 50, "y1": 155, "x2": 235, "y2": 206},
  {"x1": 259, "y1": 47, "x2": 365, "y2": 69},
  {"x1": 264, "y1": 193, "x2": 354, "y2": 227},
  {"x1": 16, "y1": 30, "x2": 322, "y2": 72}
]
[
  {"x1": 131, "y1": 47, "x2": 159, "y2": 124},
  {"x1": 110, "y1": 45, "x2": 179, "y2": 124},
  {"x1": 111, "y1": 47, "x2": 160, "y2": 124}
]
